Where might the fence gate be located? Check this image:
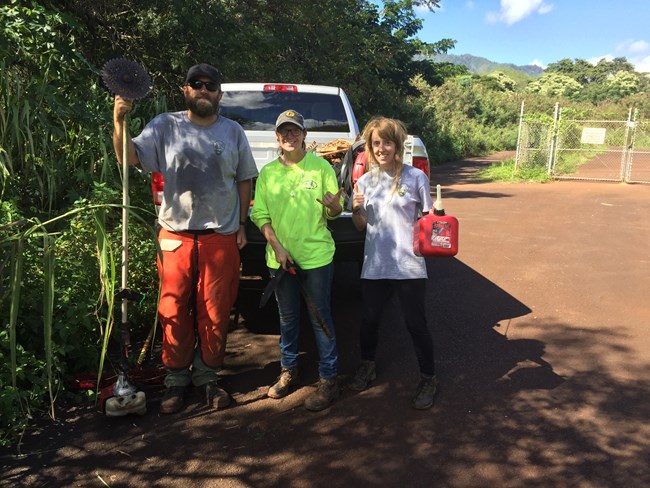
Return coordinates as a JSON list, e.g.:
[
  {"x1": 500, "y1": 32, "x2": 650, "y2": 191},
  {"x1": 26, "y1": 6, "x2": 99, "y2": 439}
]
[
  {"x1": 552, "y1": 115, "x2": 630, "y2": 182},
  {"x1": 627, "y1": 121, "x2": 650, "y2": 183},
  {"x1": 515, "y1": 103, "x2": 650, "y2": 184}
]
